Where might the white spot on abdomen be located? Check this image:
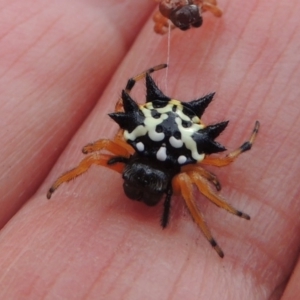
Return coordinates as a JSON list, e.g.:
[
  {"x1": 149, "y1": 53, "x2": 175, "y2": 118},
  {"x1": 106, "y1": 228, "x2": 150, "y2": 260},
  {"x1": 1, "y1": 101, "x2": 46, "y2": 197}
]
[
  {"x1": 136, "y1": 142, "x2": 144, "y2": 151},
  {"x1": 178, "y1": 155, "x2": 187, "y2": 164},
  {"x1": 149, "y1": 130, "x2": 165, "y2": 142},
  {"x1": 169, "y1": 136, "x2": 183, "y2": 148},
  {"x1": 156, "y1": 146, "x2": 167, "y2": 161},
  {"x1": 124, "y1": 125, "x2": 147, "y2": 141}
]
